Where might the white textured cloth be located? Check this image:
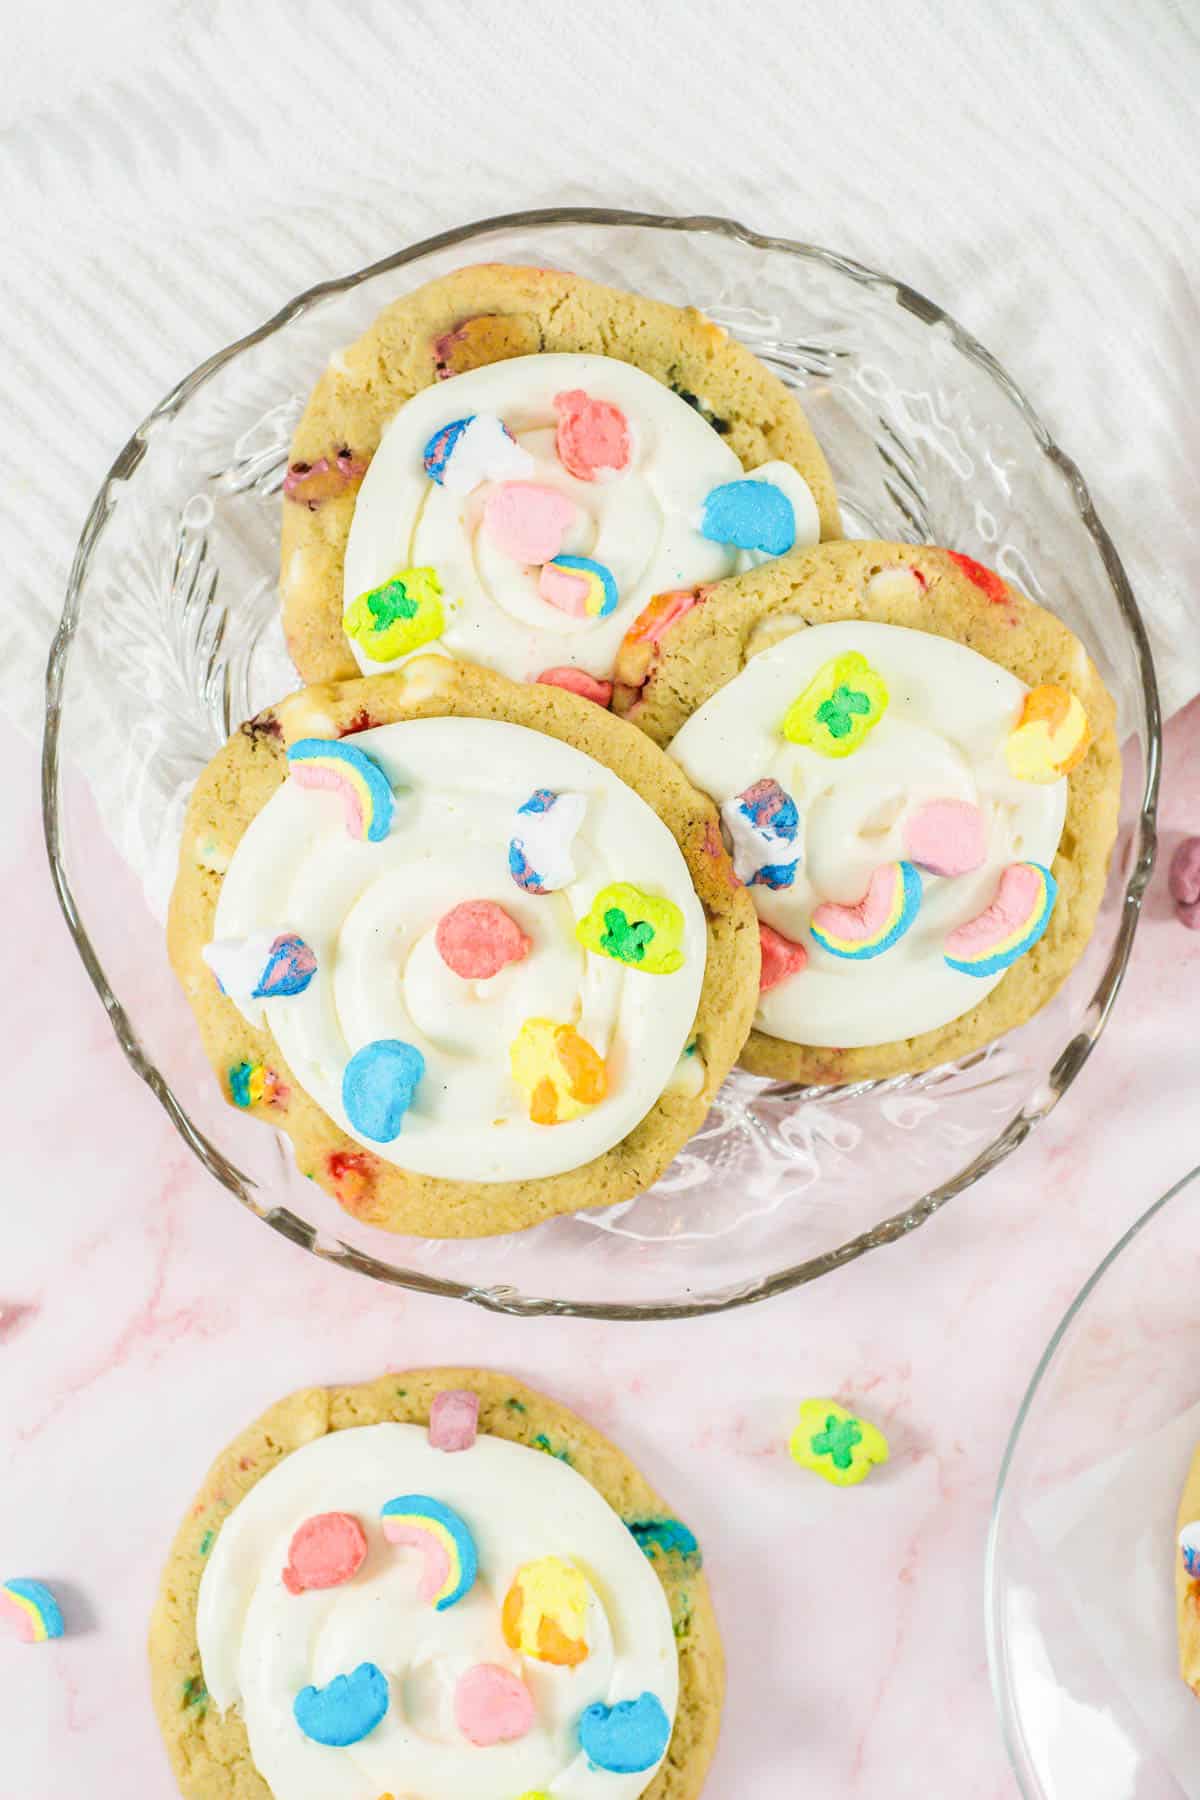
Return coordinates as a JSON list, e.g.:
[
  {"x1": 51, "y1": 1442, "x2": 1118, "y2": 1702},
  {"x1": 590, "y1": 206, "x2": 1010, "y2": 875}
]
[{"x1": 4, "y1": 0, "x2": 1198, "y2": 733}]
